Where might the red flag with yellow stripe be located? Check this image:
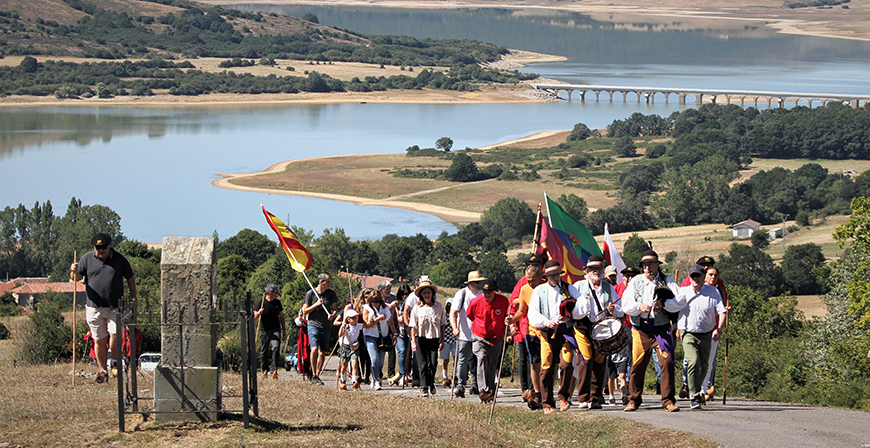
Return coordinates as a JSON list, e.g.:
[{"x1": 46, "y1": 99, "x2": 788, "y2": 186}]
[{"x1": 262, "y1": 205, "x2": 313, "y2": 272}]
